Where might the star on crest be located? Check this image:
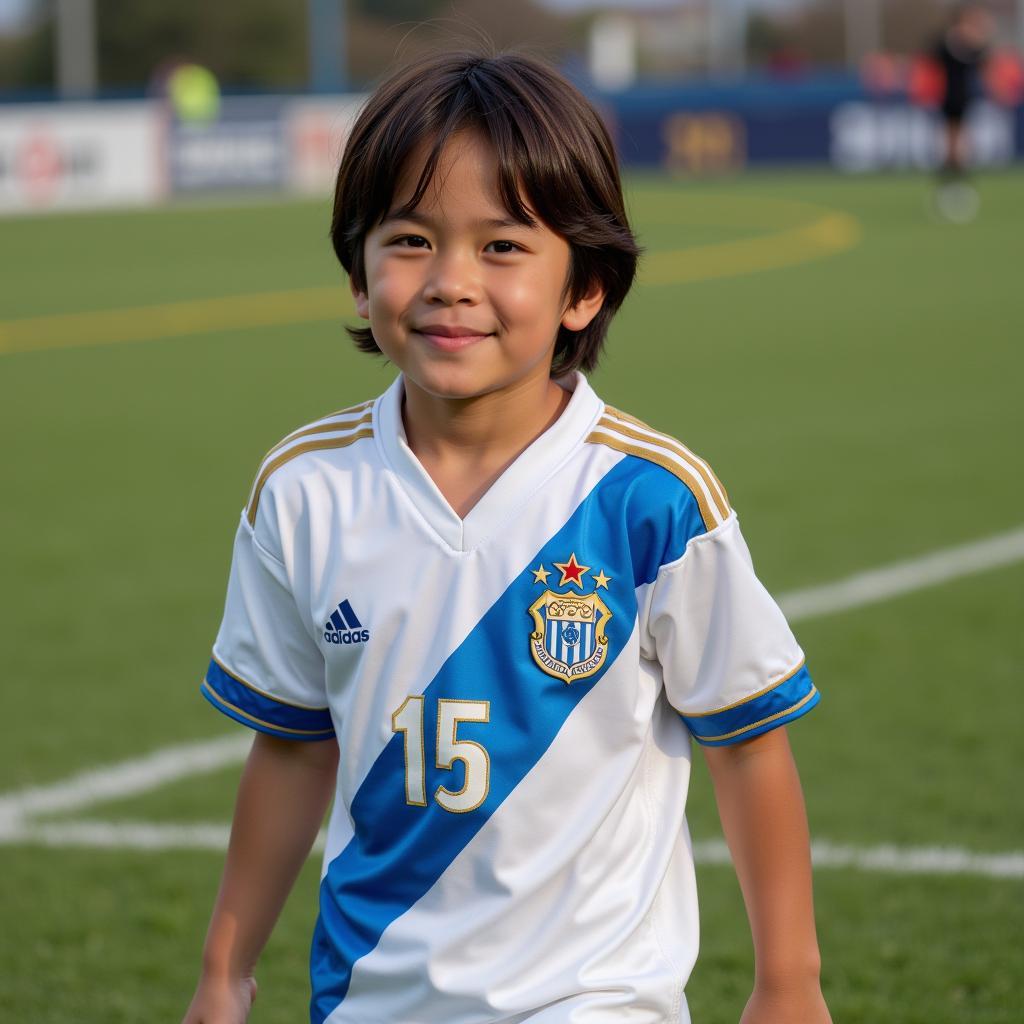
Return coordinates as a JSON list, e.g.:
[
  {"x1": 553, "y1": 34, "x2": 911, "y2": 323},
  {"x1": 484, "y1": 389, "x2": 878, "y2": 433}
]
[
  {"x1": 593, "y1": 569, "x2": 612, "y2": 589},
  {"x1": 553, "y1": 552, "x2": 590, "y2": 589},
  {"x1": 531, "y1": 564, "x2": 551, "y2": 584}
]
